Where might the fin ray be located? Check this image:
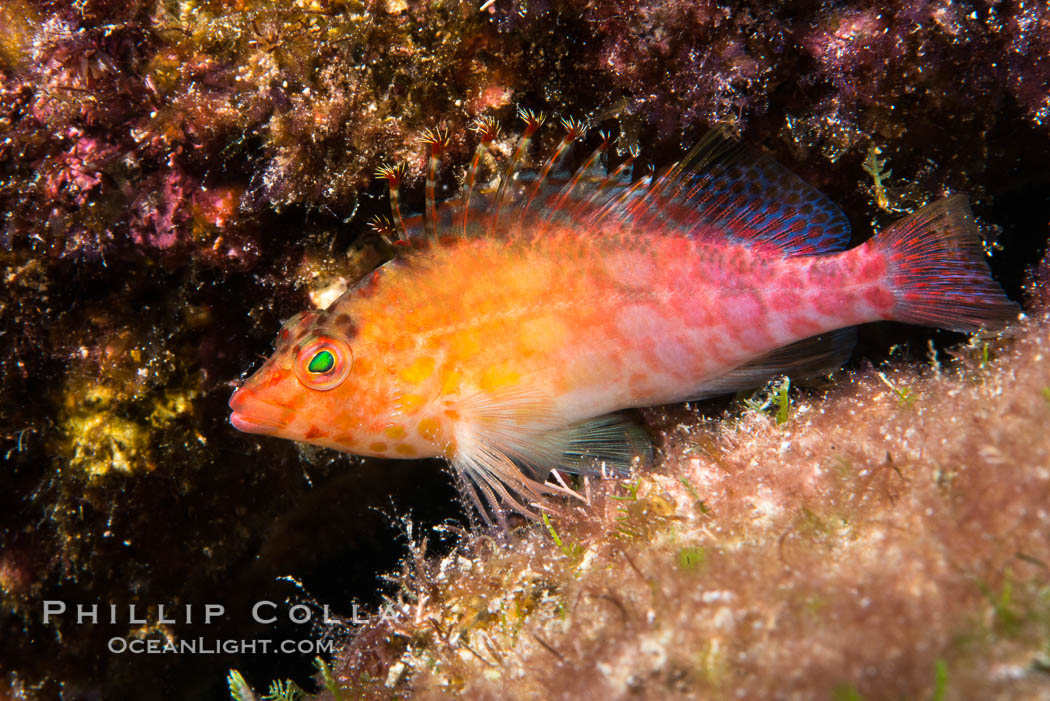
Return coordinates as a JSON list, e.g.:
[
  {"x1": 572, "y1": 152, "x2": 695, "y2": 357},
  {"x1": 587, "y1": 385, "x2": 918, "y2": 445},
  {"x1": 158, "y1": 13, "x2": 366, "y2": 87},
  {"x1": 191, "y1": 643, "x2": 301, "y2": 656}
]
[
  {"x1": 655, "y1": 131, "x2": 853, "y2": 255},
  {"x1": 686, "y1": 328, "x2": 857, "y2": 400},
  {"x1": 450, "y1": 388, "x2": 648, "y2": 520},
  {"x1": 538, "y1": 414, "x2": 652, "y2": 479},
  {"x1": 385, "y1": 128, "x2": 853, "y2": 258},
  {"x1": 873, "y1": 195, "x2": 1019, "y2": 332}
]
